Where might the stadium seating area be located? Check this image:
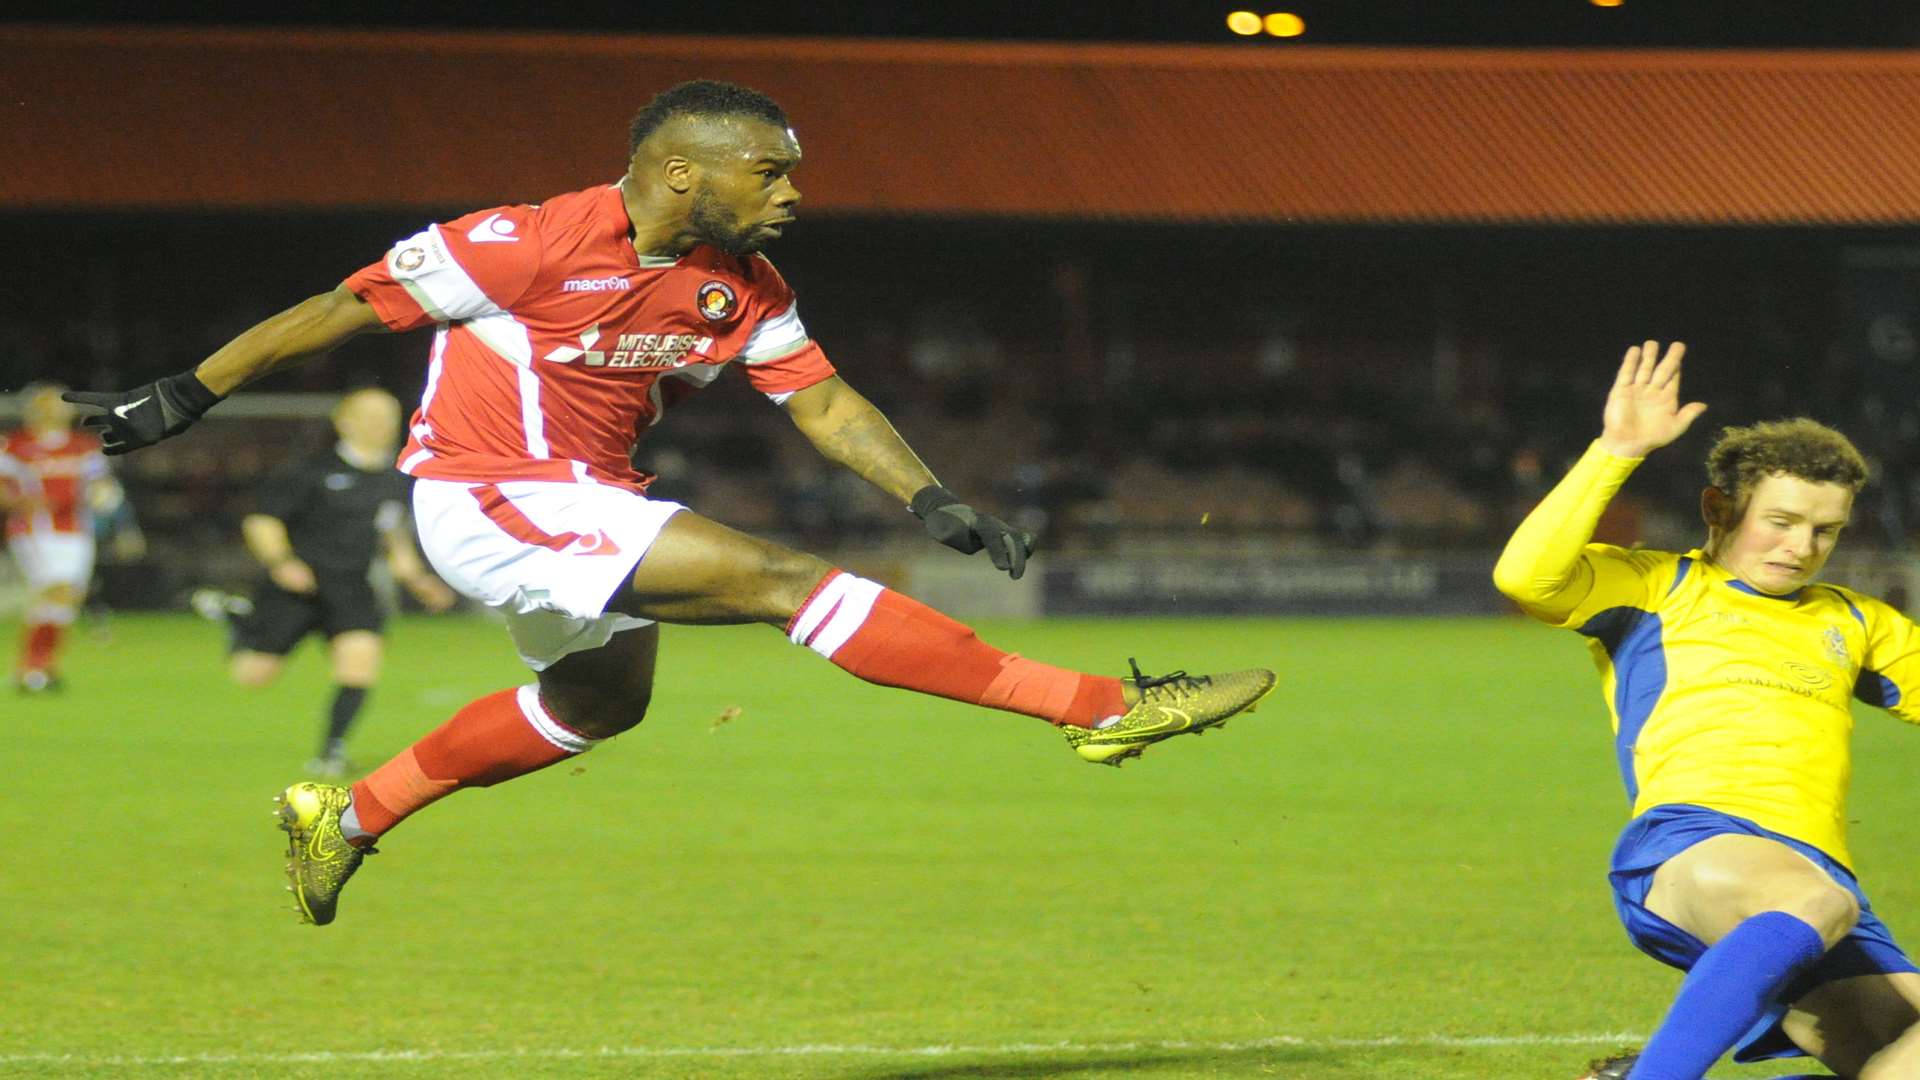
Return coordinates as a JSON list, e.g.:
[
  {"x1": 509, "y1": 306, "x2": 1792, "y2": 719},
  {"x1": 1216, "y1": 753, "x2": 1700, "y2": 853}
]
[{"x1": 5, "y1": 213, "x2": 1919, "y2": 589}]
